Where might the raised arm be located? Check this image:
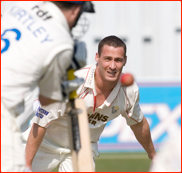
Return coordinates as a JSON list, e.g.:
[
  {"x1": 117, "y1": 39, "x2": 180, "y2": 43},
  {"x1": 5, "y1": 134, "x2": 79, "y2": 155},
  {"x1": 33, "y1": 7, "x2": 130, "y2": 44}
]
[
  {"x1": 25, "y1": 123, "x2": 47, "y2": 170},
  {"x1": 130, "y1": 116, "x2": 156, "y2": 160}
]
